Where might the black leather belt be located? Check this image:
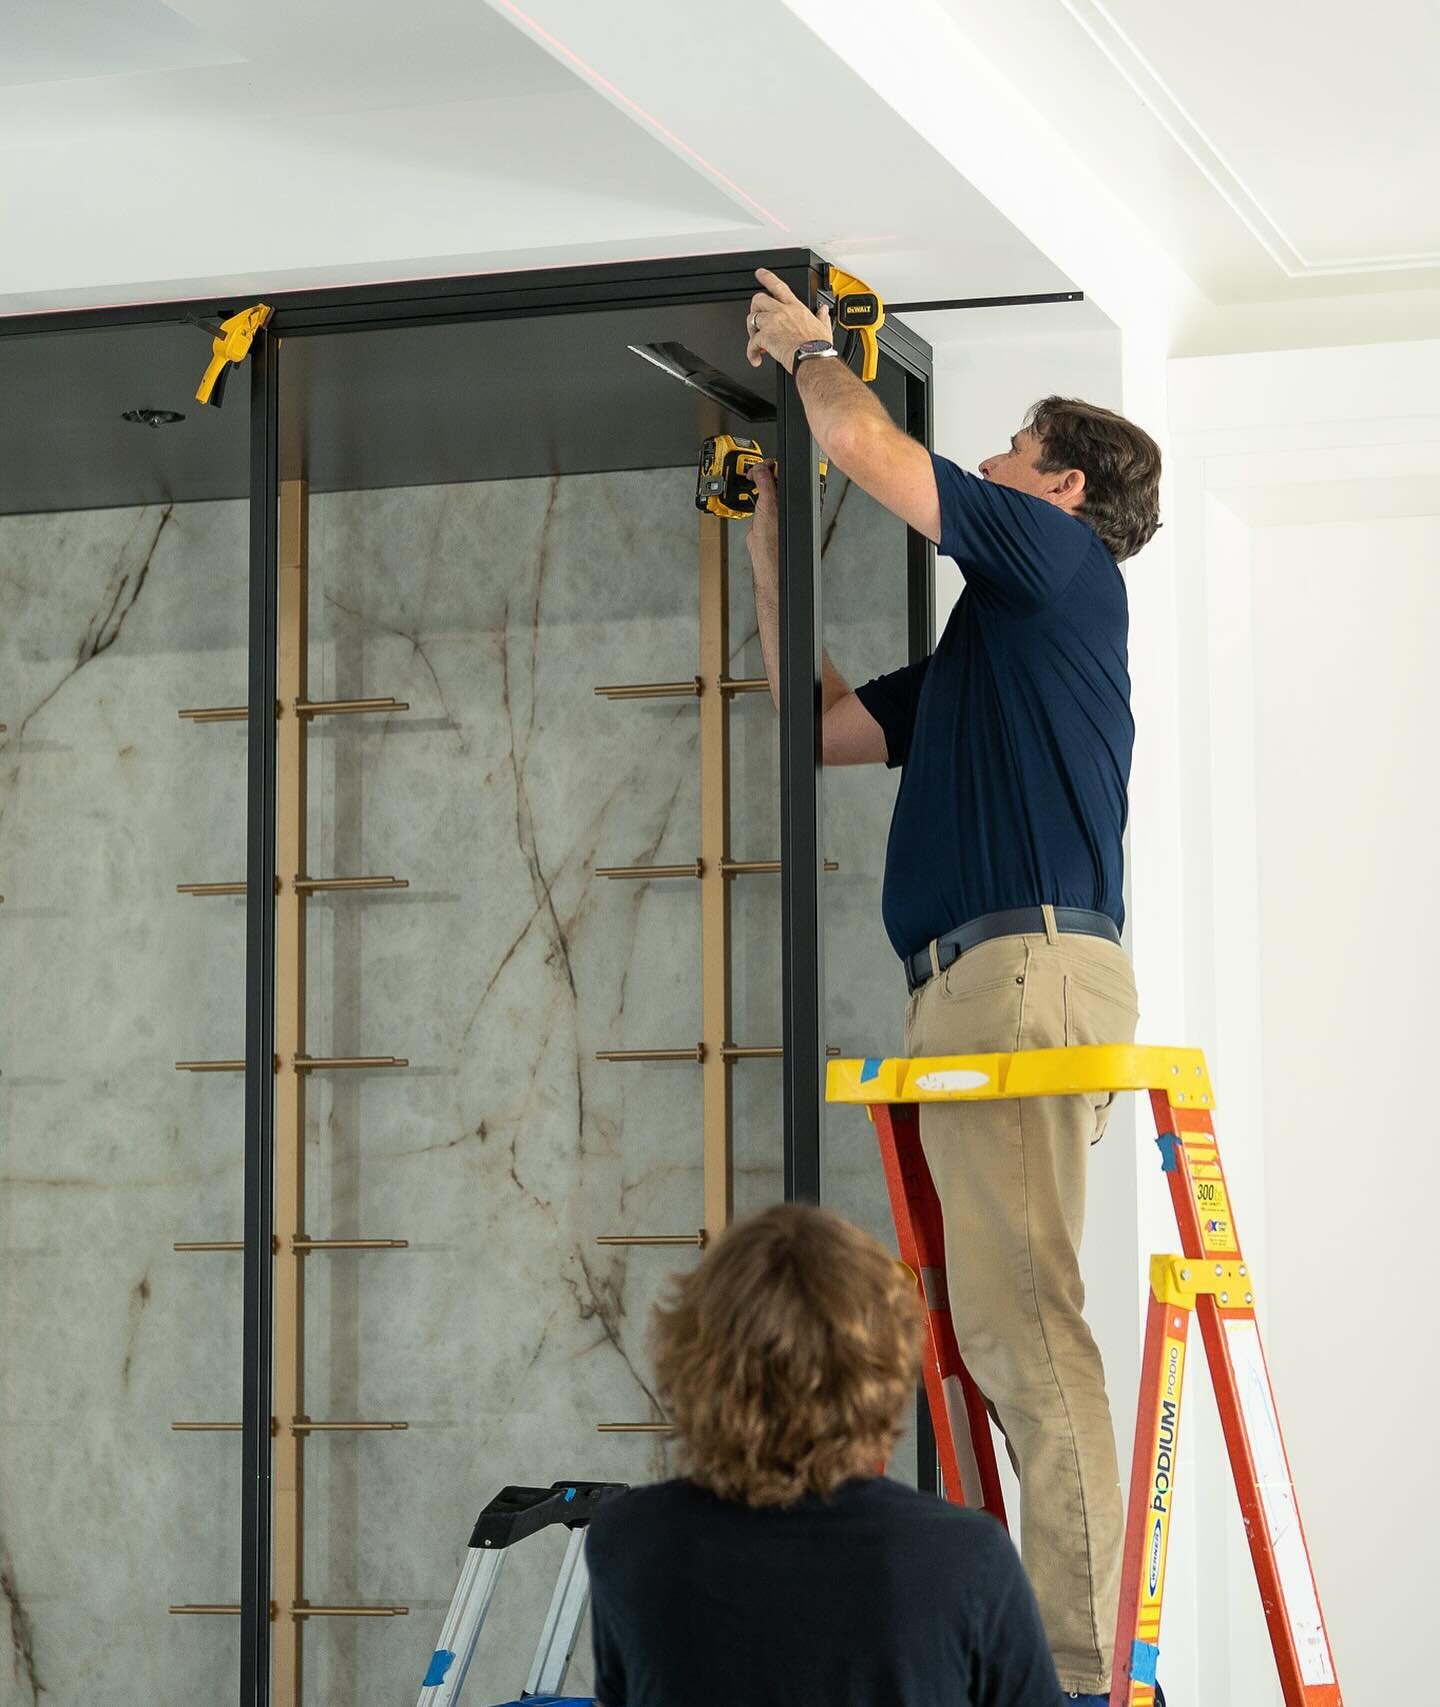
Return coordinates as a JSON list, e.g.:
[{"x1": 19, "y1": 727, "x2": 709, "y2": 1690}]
[{"x1": 904, "y1": 907, "x2": 1121, "y2": 994}]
